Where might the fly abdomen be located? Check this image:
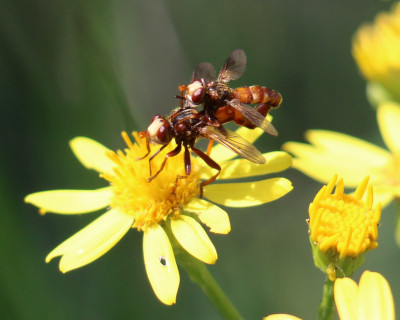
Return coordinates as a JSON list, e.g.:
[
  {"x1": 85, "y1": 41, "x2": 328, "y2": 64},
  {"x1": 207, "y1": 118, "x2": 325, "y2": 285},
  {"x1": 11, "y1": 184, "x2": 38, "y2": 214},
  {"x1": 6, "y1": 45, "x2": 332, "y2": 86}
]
[
  {"x1": 214, "y1": 106, "x2": 254, "y2": 129},
  {"x1": 233, "y1": 86, "x2": 282, "y2": 108}
]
